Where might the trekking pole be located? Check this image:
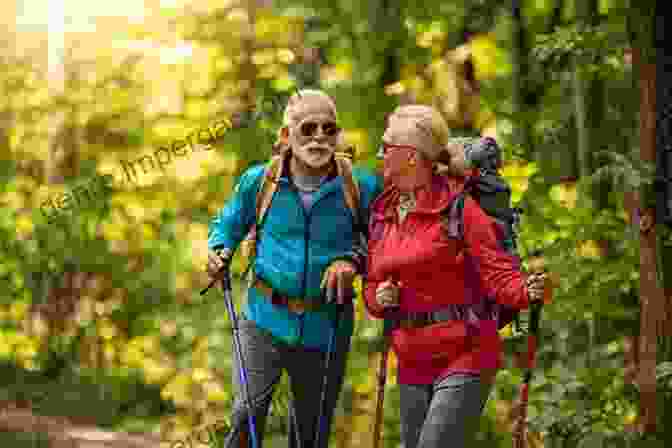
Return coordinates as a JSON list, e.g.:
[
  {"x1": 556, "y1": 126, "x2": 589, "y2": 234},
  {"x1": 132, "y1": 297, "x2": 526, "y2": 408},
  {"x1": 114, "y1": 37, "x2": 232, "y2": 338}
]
[
  {"x1": 218, "y1": 268, "x2": 260, "y2": 448},
  {"x1": 315, "y1": 303, "x2": 344, "y2": 448},
  {"x1": 201, "y1": 275, "x2": 219, "y2": 296},
  {"x1": 513, "y1": 254, "x2": 548, "y2": 448},
  {"x1": 512, "y1": 301, "x2": 542, "y2": 448},
  {"x1": 373, "y1": 316, "x2": 394, "y2": 448},
  {"x1": 287, "y1": 397, "x2": 303, "y2": 448}
]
